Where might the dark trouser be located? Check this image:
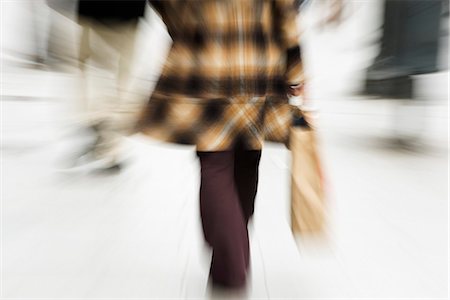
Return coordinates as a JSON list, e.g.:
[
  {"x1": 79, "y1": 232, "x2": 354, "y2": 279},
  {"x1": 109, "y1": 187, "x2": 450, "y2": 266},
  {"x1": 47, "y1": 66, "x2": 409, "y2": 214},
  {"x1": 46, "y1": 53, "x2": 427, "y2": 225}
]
[{"x1": 197, "y1": 147, "x2": 262, "y2": 287}]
